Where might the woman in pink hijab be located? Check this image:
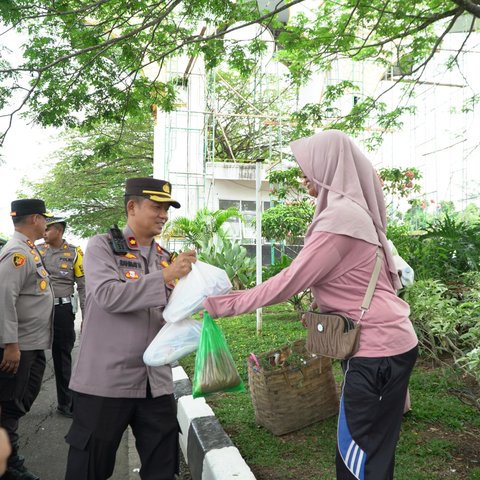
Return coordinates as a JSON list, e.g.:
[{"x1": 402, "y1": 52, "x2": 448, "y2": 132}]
[{"x1": 204, "y1": 130, "x2": 418, "y2": 480}]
